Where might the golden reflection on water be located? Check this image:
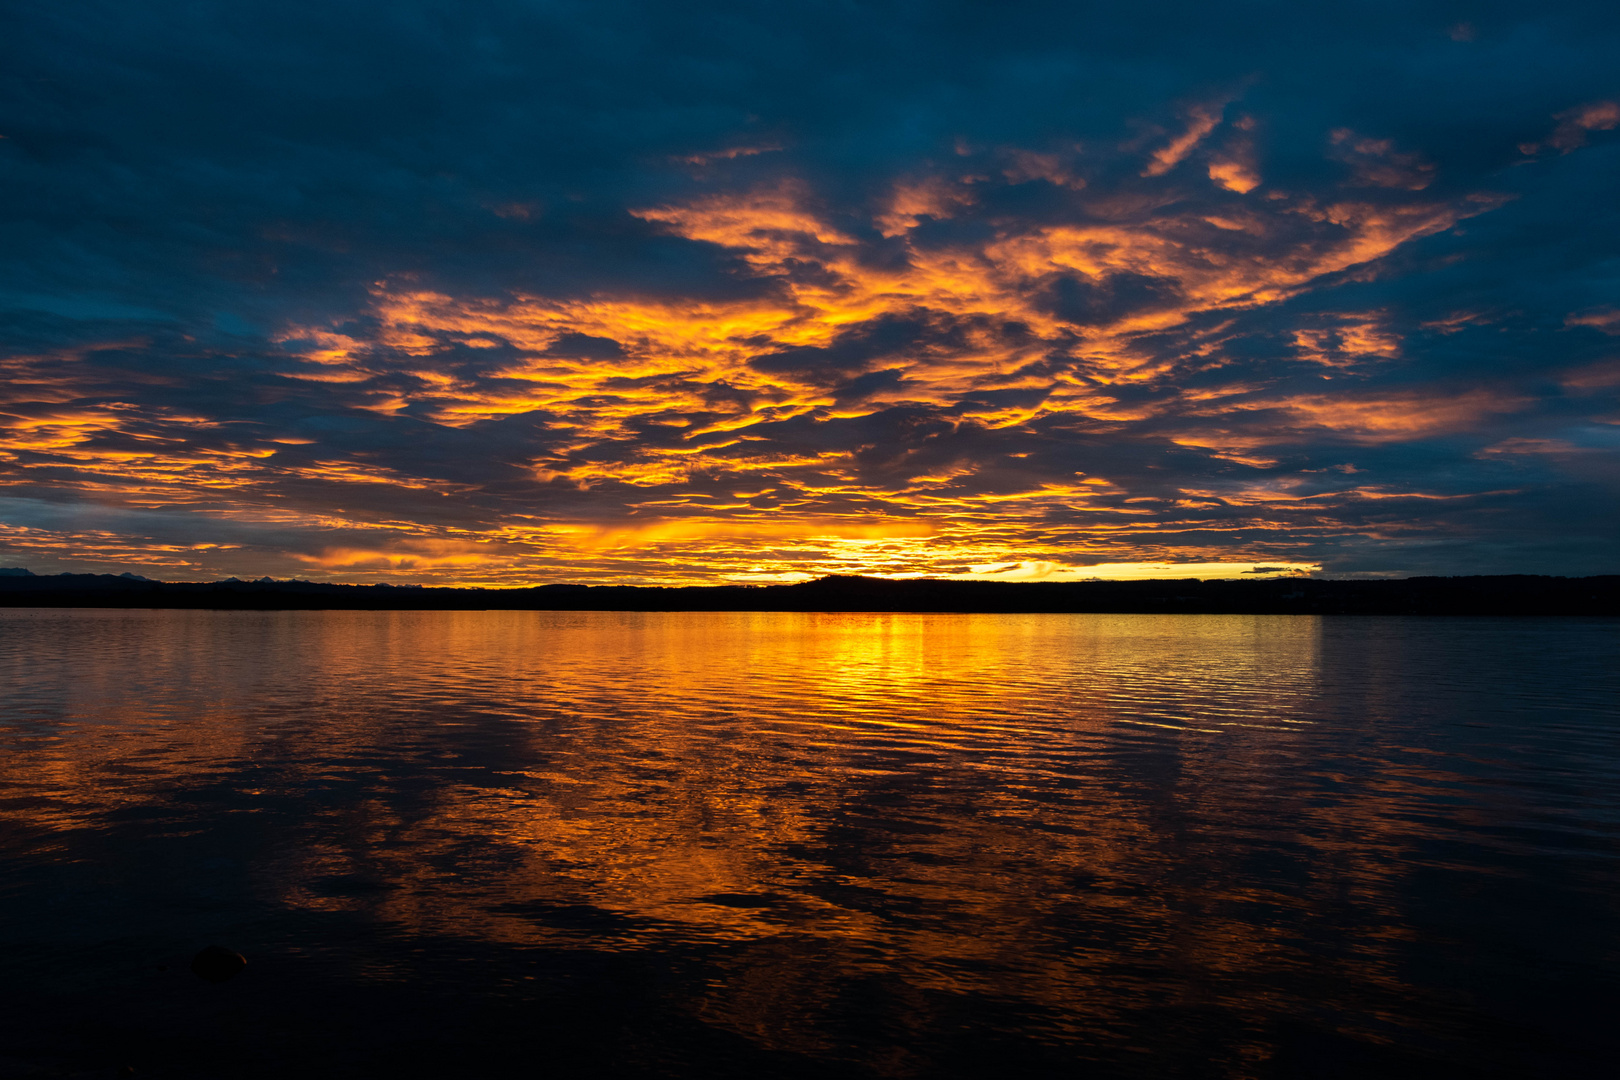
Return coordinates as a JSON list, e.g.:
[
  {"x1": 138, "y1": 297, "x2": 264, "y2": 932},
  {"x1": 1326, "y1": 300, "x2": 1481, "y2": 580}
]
[{"x1": 2, "y1": 609, "x2": 1615, "y2": 1074}]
